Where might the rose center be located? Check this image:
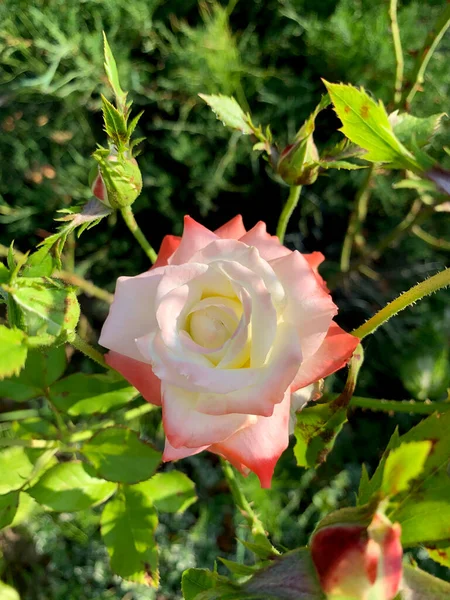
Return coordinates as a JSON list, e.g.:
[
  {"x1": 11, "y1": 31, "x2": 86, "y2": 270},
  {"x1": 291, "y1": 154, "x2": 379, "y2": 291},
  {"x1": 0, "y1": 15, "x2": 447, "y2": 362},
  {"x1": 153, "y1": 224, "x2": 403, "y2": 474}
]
[{"x1": 189, "y1": 306, "x2": 234, "y2": 349}]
